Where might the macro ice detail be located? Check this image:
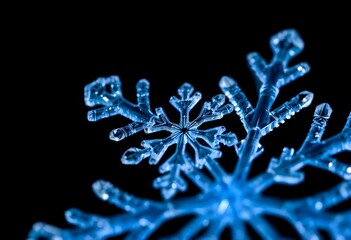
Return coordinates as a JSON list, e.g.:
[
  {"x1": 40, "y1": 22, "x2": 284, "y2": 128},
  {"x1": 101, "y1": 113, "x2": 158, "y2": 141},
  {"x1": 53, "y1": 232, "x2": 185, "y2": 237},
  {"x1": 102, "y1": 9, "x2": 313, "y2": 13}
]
[
  {"x1": 28, "y1": 29, "x2": 351, "y2": 240},
  {"x1": 84, "y1": 75, "x2": 236, "y2": 199}
]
